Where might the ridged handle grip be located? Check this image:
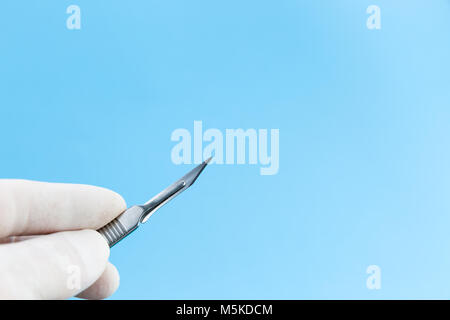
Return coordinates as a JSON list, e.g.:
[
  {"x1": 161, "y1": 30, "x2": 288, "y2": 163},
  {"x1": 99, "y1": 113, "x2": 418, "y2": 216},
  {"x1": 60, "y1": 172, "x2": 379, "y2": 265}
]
[
  {"x1": 97, "y1": 205, "x2": 144, "y2": 247},
  {"x1": 98, "y1": 219, "x2": 128, "y2": 247}
]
